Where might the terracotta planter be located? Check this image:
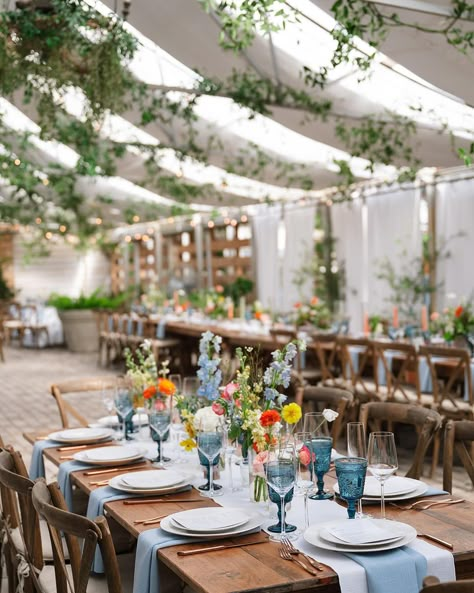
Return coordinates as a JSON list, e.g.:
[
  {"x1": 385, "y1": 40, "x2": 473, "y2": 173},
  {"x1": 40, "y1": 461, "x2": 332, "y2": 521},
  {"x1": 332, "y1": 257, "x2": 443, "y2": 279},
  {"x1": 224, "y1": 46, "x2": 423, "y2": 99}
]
[{"x1": 58, "y1": 309, "x2": 99, "y2": 353}]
